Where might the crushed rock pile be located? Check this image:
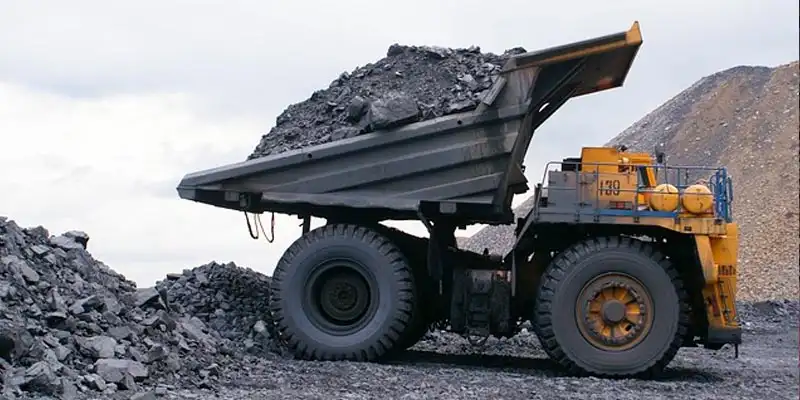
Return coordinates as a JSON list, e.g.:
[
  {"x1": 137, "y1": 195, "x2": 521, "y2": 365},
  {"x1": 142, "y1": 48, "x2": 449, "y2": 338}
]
[
  {"x1": 155, "y1": 261, "x2": 282, "y2": 357},
  {"x1": 0, "y1": 217, "x2": 278, "y2": 399},
  {"x1": 465, "y1": 61, "x2": 800, "y2": 301},
  {"x1": 248, "y1": 44, "x2": 527, "y2": 158}
]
